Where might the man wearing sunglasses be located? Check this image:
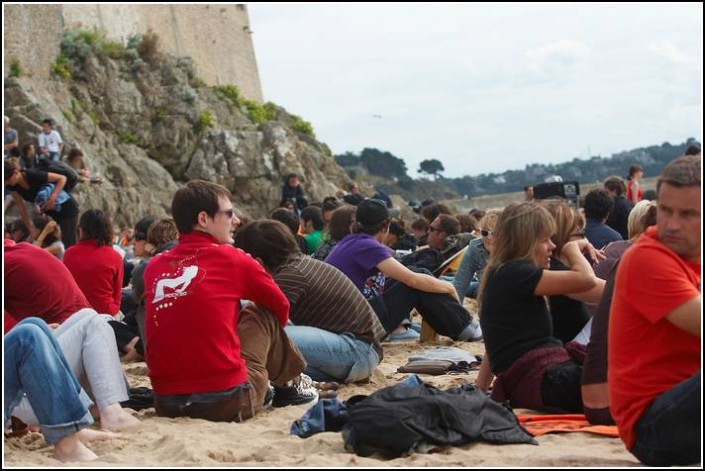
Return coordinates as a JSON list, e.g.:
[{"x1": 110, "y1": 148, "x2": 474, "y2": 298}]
[
  {"x1": 143, "y1": 180, "x2": 313, "y2": 423},
  {"x1": 401, "y1": 214, "x2": 471, "y2": 274}
]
